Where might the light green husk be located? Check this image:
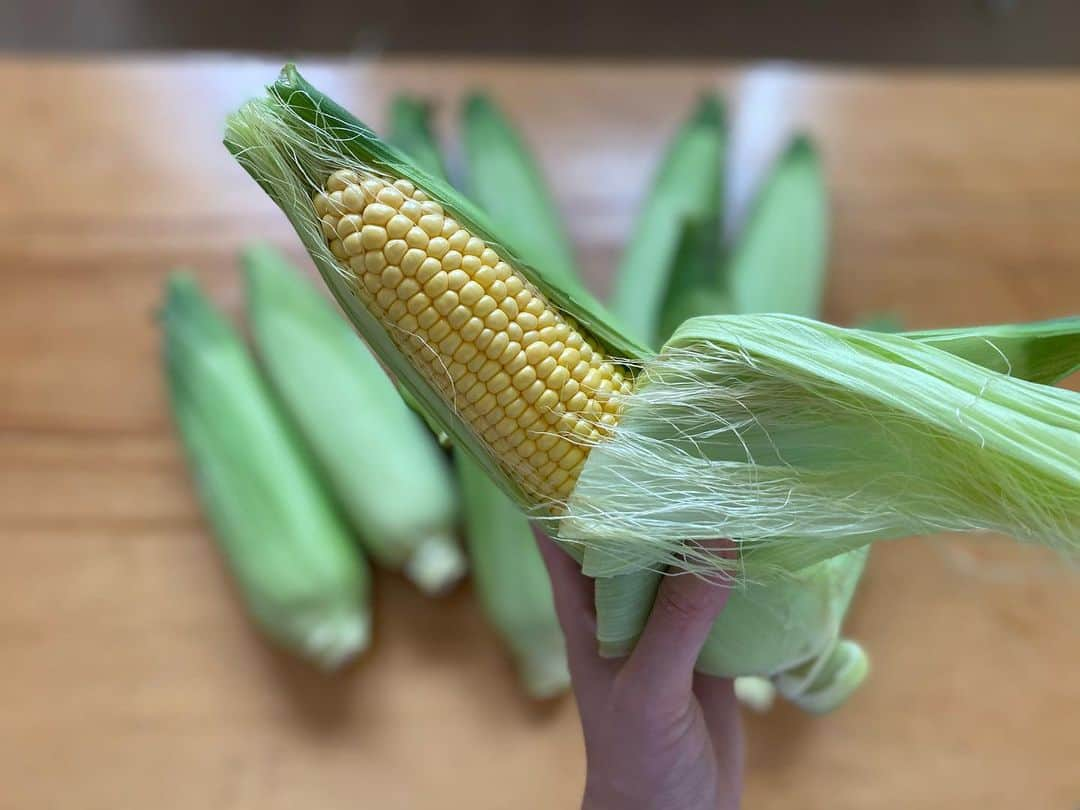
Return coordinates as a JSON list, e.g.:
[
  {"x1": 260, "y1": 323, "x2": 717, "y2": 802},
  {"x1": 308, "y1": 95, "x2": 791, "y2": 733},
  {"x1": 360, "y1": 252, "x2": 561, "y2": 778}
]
[
  {"x1": 610, "y1": 95, "x2": 726, "y2": 348},
  {"x1": 388, "y1": 94, "x2": 570, "y2": 696},
  {"x1": 244, "y1": 244, "x2": 464, "y2": 594},
  {"x1": 458, "y1": 452, "x2": 570, "y2": 698},
  {"x1": 226, "y1": 66, "x2": 1080, "y2": 586},
  {"x1": 387, "y1": 96, "x2": 448, "y2": 181},
  {"x1": 162, "y1": 274, "x2": 370, "y2": 668},
  {"x1": 462, "y1": 92, "x2": 585, "y2": 295}
]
